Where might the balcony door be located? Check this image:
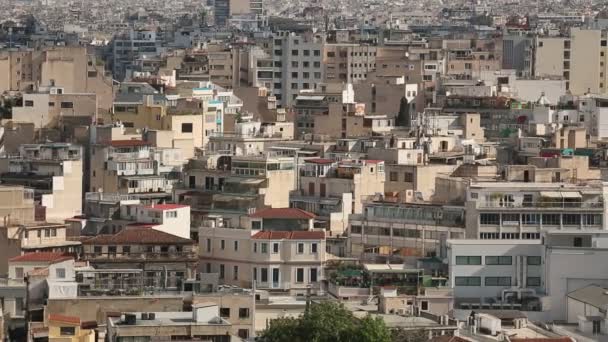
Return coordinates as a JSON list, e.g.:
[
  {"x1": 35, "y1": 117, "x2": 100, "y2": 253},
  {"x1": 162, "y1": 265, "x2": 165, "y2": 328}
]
[{"x1": 272, "y1": 268, "x2": 280, "y2": 289}]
